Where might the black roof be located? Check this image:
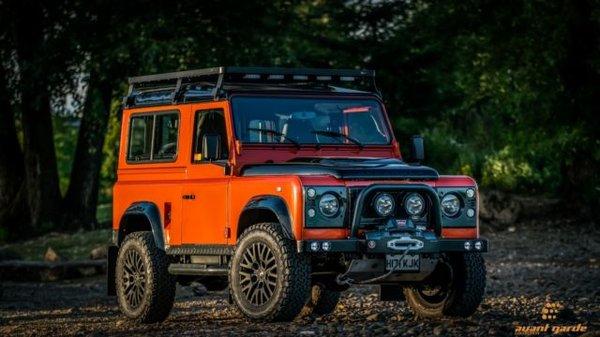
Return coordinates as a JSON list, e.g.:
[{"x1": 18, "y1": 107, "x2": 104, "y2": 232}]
[{"x1": 124, "y1": 66, "x2": 378, "y2": 108}]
